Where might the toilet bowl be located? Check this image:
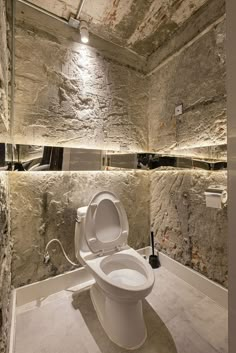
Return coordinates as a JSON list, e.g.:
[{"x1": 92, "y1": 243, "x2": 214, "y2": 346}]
[{"x1": 75, "y1": 191, "x2": 155, "y2": 350}]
